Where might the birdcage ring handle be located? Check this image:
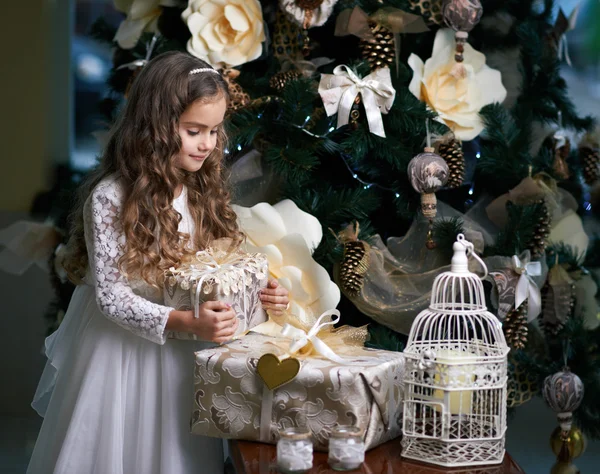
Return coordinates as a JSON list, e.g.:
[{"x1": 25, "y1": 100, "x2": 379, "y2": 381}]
[{"x1": 456, "y1": 234, "x2": 488, "y2": 280}]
